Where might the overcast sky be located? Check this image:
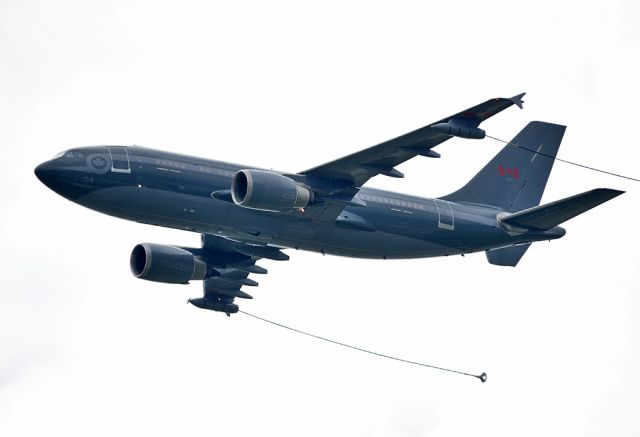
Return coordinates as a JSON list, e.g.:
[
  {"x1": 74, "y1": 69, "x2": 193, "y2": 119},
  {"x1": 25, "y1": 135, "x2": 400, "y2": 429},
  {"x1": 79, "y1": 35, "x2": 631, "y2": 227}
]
[{"x1": 1, "y1": 1, "x2": 639, "y2": 436}]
